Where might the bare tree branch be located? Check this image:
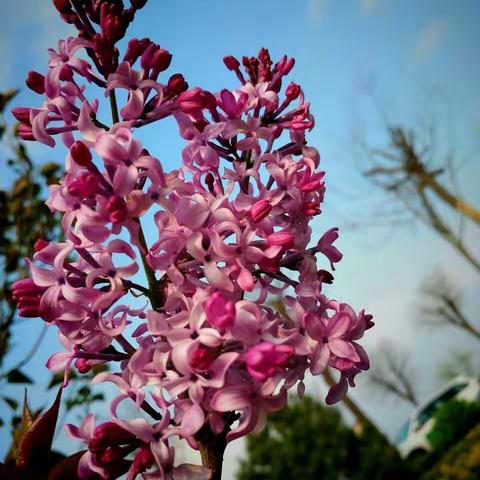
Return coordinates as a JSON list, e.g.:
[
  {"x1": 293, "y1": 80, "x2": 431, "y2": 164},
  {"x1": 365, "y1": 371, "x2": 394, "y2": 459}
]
[
  {"x1": 420, "y1": 271, "x2": 480, "y2": 341},
  {"x1": 367, "y1": 344, "x2": 419, "y2": 407},
  {"x1": 363, "y1": 126, "x2": 480, "y2": 272}
]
